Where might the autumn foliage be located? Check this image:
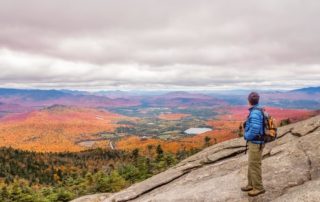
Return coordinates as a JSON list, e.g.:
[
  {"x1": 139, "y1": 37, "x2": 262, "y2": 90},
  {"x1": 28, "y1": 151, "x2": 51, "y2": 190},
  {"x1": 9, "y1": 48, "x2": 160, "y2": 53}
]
[
  {"x1": 116, "y1": 106, "x2": 319, "y2": 154},
  {"x1": 0, "y1": 105, "x2": 130, "y2": 152},
  {"x1": 217, "y1": 106, "x2": 319, "y2": 124},
  {"x1": 0, "y1": 103, "x2": 318, "y2": 154},
  {"x1": 158, "y1": 113, "x2": 190, "y2": 121}
]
